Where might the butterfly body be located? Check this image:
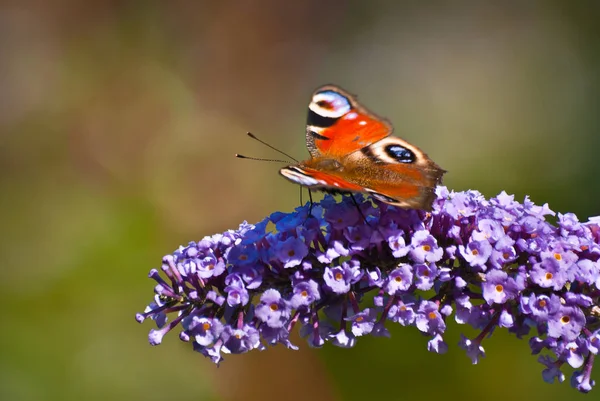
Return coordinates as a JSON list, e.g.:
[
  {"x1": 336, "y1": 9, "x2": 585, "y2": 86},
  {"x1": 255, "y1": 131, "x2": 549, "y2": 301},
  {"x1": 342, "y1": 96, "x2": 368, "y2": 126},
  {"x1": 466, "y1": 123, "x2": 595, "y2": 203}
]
[{"x1": 280, "y1": 85, "x2": 445, "y2": 211}]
